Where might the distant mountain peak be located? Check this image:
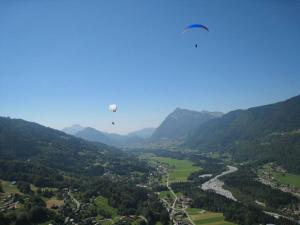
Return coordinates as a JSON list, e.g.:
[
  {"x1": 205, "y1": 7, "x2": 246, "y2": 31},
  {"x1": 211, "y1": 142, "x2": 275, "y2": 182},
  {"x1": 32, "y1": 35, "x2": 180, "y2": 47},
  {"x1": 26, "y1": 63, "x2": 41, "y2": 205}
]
[
  {"x1": 62, "y1": 124, "x2": 85, "y2": 135},
  {"x1": 173, "y1": 108, "x2": 223, "y2": 115},
  {"x1": 67, "y1": 126, "x2": 153, "y2": 147},
  {"x1": 75, "y1": 127, "x2": 111, "y2": 143},
  {"x1": 127, "y1": 127, "x2": 156, "y2": 139},
  {"x1": 152, "y1": 108, "x2": 223, "y2": 139}
]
